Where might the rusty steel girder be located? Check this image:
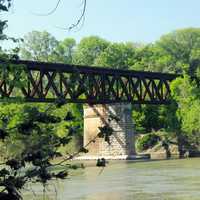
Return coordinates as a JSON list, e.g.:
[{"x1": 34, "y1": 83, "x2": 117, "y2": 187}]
[{"x1": 0, "y1": 60, "x2": 178, "y2": 104}]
